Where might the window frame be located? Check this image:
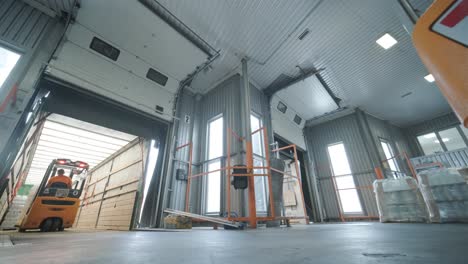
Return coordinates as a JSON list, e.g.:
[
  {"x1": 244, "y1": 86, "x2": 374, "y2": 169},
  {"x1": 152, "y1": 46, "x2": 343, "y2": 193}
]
[
  {"x1": 204, "y1": 114, "x2": 224, "y2": 215},
  {"x1": 379, "y1": 138, "x2": 401, "y2": 178},
  {"x1": 416, "y1": 124, "x2": 468, "y2": 155},
  {"x1": 250, "y1": 112, "x2": 268, "y2": 214},
  {"x1": 326, "y1": 142, "x2": 363, "y2": 215},
  {"x1": 438, "y1": 126, "x2": 468, "y2": 151},
  {"x1": 0, "y1": 43, "x2": 23, "y2": 93}
]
